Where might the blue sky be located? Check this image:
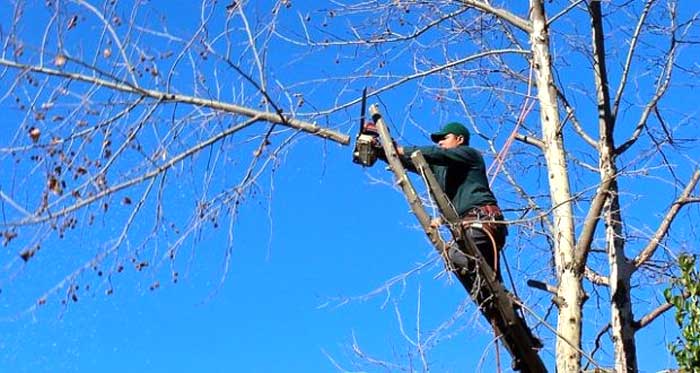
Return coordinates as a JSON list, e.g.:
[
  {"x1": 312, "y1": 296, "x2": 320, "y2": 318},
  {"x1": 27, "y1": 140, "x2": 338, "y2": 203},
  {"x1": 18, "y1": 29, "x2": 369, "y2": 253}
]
[{"x1": 1, "y1": 1, "x2": 699, "y2": 372}]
